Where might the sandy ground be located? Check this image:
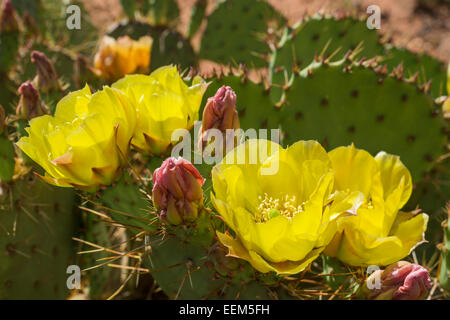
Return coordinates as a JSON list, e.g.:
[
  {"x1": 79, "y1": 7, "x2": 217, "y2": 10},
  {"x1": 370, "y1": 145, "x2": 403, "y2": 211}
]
[{"x1": 81, "y1": 0, "x2": 450, "y2": 62}]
